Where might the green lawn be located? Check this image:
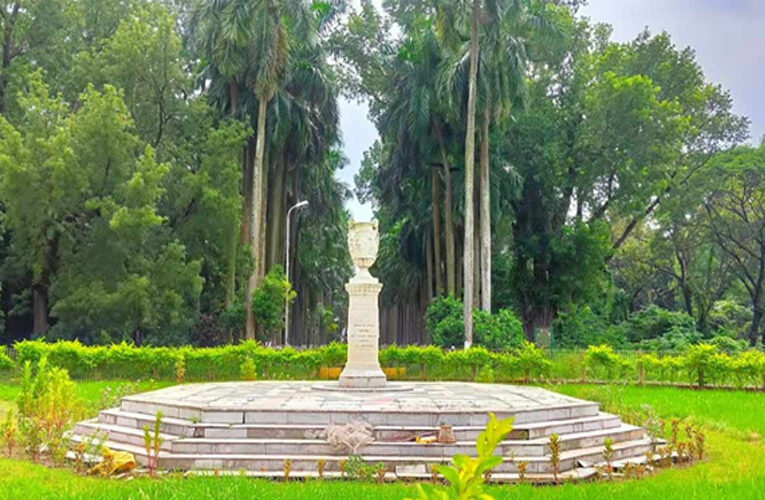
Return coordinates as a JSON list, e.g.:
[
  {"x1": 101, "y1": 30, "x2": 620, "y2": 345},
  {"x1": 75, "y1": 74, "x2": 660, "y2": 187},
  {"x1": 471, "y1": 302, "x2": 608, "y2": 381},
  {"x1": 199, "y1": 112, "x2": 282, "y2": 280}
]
[{"x1": 0, "y1": 382, "x2": 763, "y2": 499}]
